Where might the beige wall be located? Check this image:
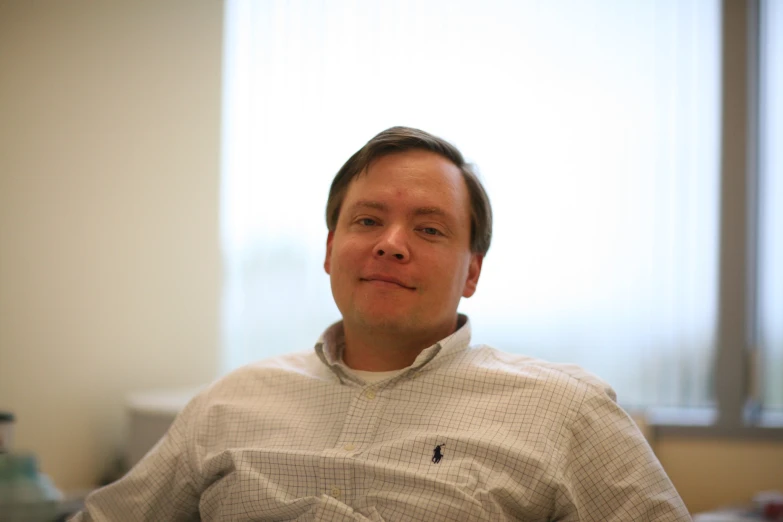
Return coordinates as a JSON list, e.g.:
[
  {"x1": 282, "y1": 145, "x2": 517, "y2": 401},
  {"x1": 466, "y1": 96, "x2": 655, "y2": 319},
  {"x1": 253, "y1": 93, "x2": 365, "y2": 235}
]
[
  {"x1": 0, "y1": 0, "x2": 780, "y2": 515},
  {"x1": 657, "y1": 438, "x2": 783, "y2": 514},
  {"x1": 0, "y1": 1, "x2": 222, "y2": 490}
]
